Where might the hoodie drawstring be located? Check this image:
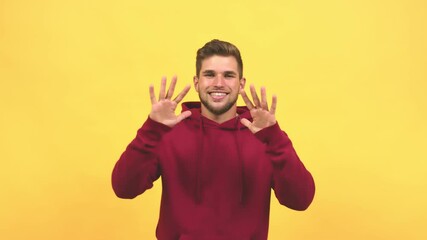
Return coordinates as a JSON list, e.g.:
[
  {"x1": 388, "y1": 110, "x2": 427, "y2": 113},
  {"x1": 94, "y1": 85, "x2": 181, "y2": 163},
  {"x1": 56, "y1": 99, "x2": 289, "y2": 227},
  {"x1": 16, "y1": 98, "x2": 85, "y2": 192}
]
[
  {"x1": 234, "y1": 117, "x2": 245, "y2": 204},
  {"x1": 195, "y1": 117, "x2": 204, "y2": 204}
]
